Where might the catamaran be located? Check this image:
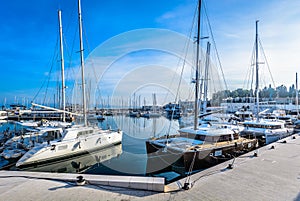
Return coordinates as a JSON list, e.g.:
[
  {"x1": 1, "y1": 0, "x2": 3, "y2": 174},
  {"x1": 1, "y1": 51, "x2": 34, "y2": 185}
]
[{"x1": 16, "y1": 0, "x2": 122, "y2": 168}]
